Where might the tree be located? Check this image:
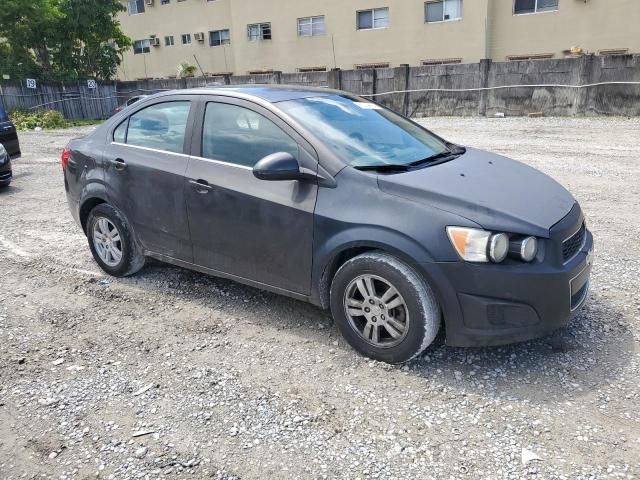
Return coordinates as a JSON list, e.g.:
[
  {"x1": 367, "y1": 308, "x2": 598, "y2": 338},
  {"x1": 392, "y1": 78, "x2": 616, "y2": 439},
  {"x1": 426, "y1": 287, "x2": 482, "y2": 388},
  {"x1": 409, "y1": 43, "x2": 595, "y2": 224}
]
[
  {"x1": 0, "y1": 0, "x2": 131, "y2": 81},
  {"x1": 177, "y1": 62, "x2": 197, "y2": 79}
]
